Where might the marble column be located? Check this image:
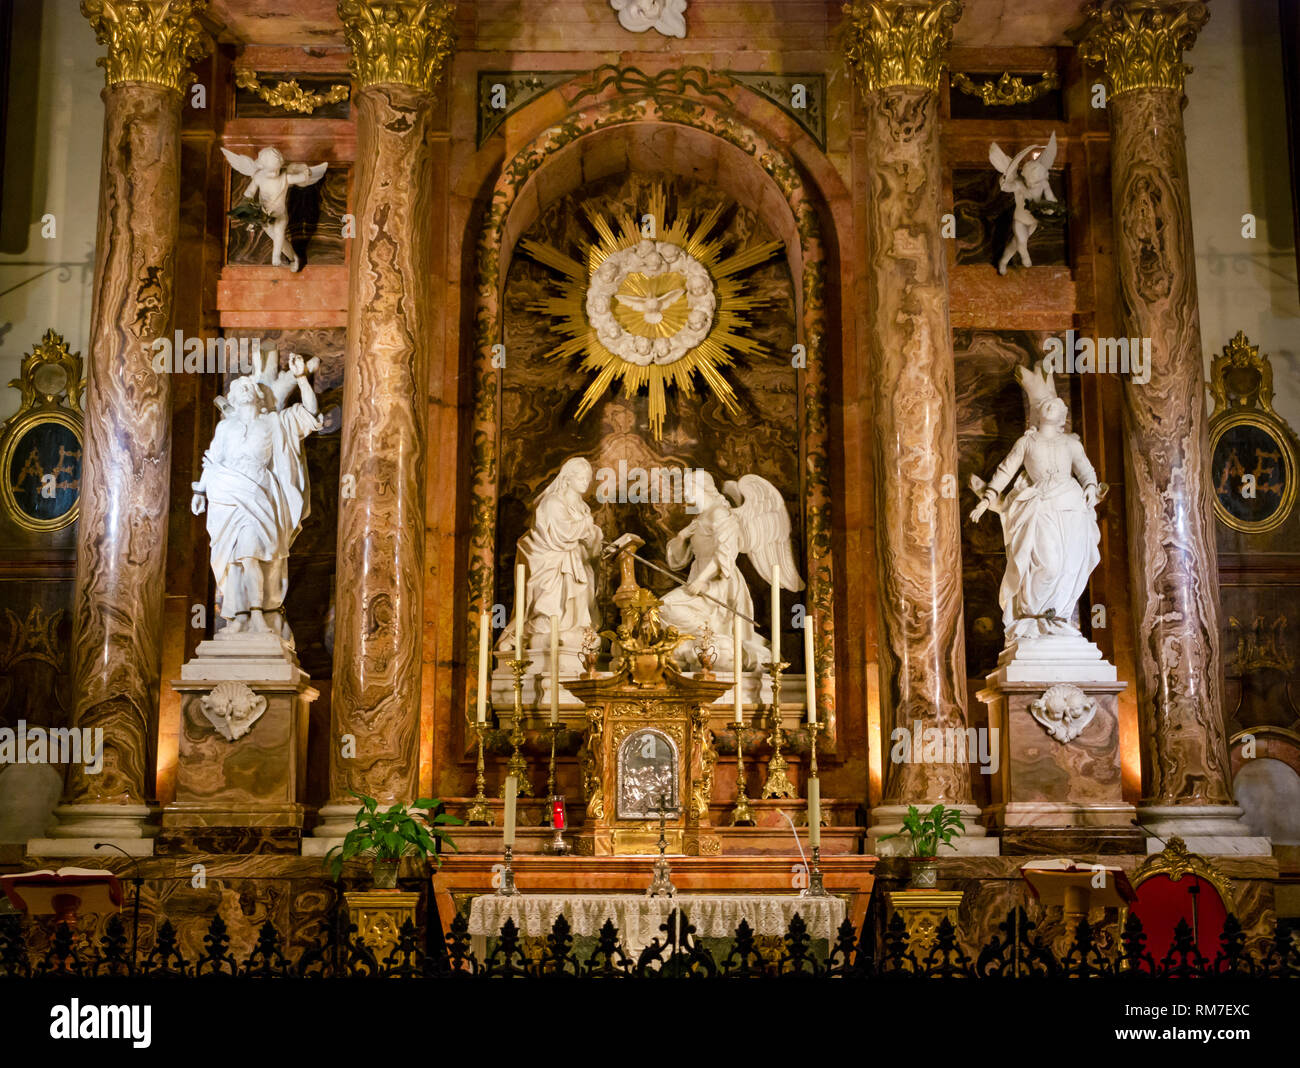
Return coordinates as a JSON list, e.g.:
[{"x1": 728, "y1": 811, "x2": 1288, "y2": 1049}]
[
  {"x1": 313, "y1": 1, "x2": 455, "y2": 839},
  {"x1": 844, "y1": 1, "x2": 989, "y2": 846},
  {"x1": 1079, "y1": 0, "x2": 1262, "y2": 849},
  {"x1": 43, "y1": 1, "x2": 208, "y2": 850}
]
